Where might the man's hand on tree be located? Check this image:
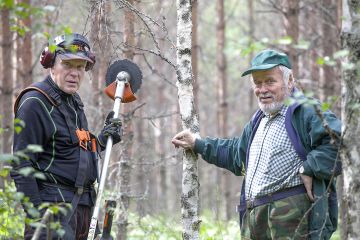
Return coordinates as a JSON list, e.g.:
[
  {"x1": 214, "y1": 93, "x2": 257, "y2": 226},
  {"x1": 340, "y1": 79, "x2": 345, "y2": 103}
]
[{"x1": 171, "y1": 129, "x2": 196, "y2": 150}]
